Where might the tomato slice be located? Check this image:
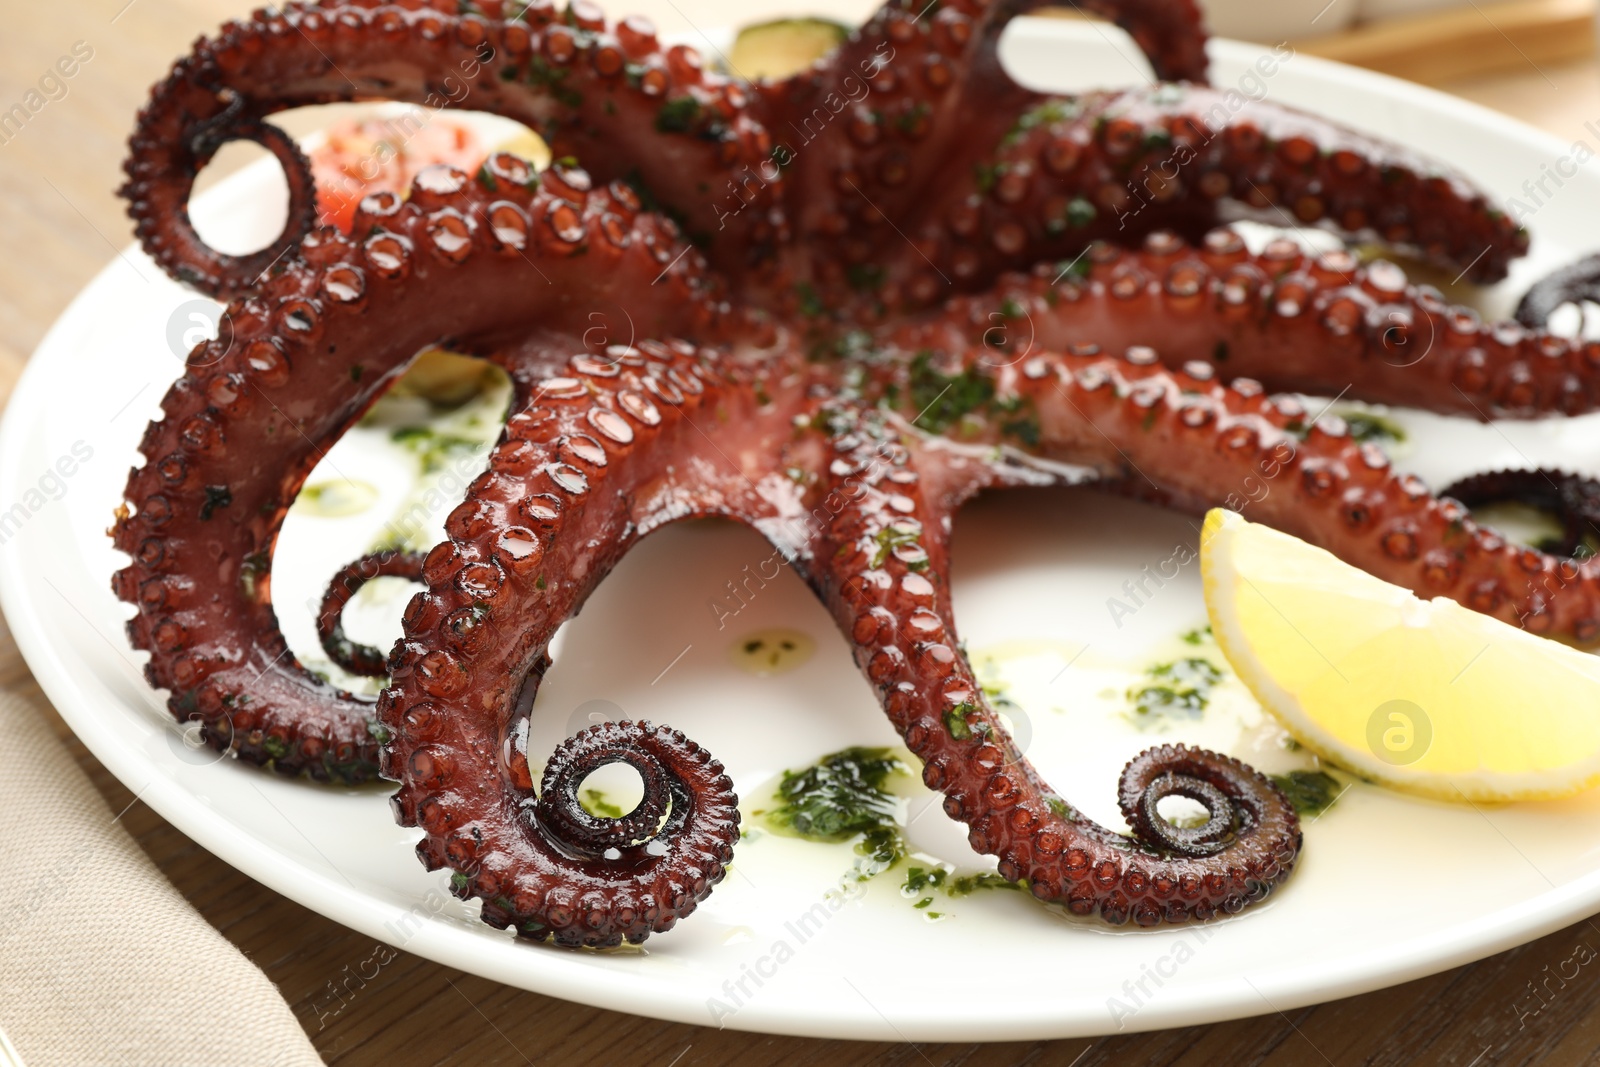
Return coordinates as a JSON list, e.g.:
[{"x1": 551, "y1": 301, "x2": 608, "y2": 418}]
[{"x1": 308, "y1": 113, "x2": 486, "y2": 232}]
